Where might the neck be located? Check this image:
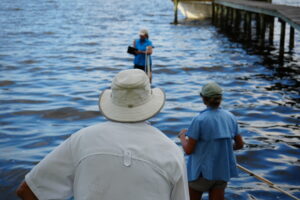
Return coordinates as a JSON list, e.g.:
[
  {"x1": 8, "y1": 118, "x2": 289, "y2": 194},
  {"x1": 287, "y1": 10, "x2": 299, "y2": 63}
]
[{"x1": 207, "y1": 106, "x2": 220, "y2": 109}]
